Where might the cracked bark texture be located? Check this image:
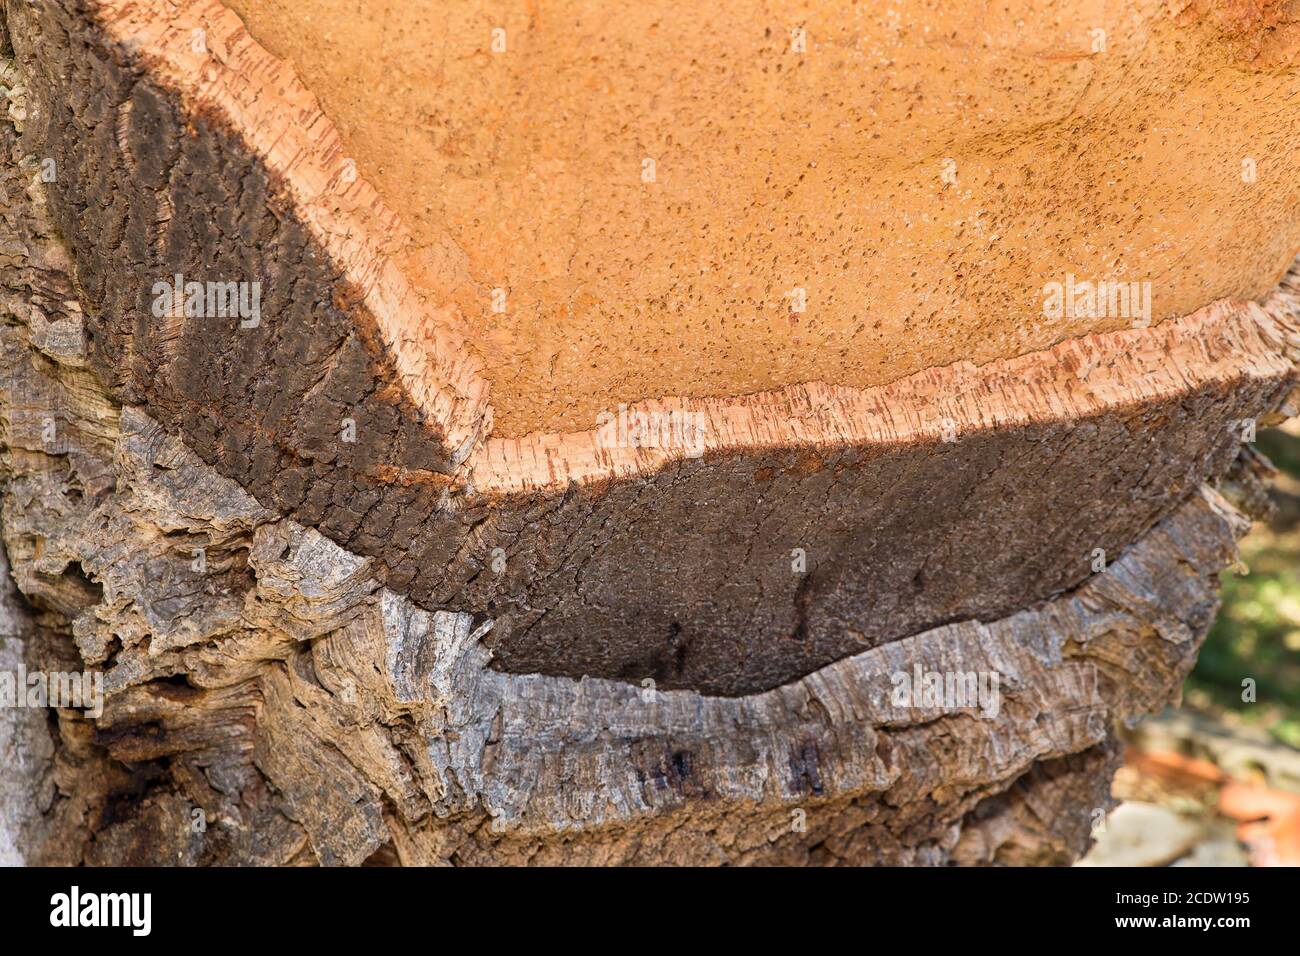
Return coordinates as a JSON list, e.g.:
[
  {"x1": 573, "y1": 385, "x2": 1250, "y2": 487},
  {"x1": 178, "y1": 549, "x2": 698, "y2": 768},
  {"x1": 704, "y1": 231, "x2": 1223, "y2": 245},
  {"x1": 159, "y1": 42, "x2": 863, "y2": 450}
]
[
  {"x1": 0, "y1": 354, "x2": 1273, "y2": 864},
  {"x1": 0, "y1": 537, "x2": 55, "y2": 866},
  {"x1": 4, "y1": 0, "x2": 1300, "y2": 866}
]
